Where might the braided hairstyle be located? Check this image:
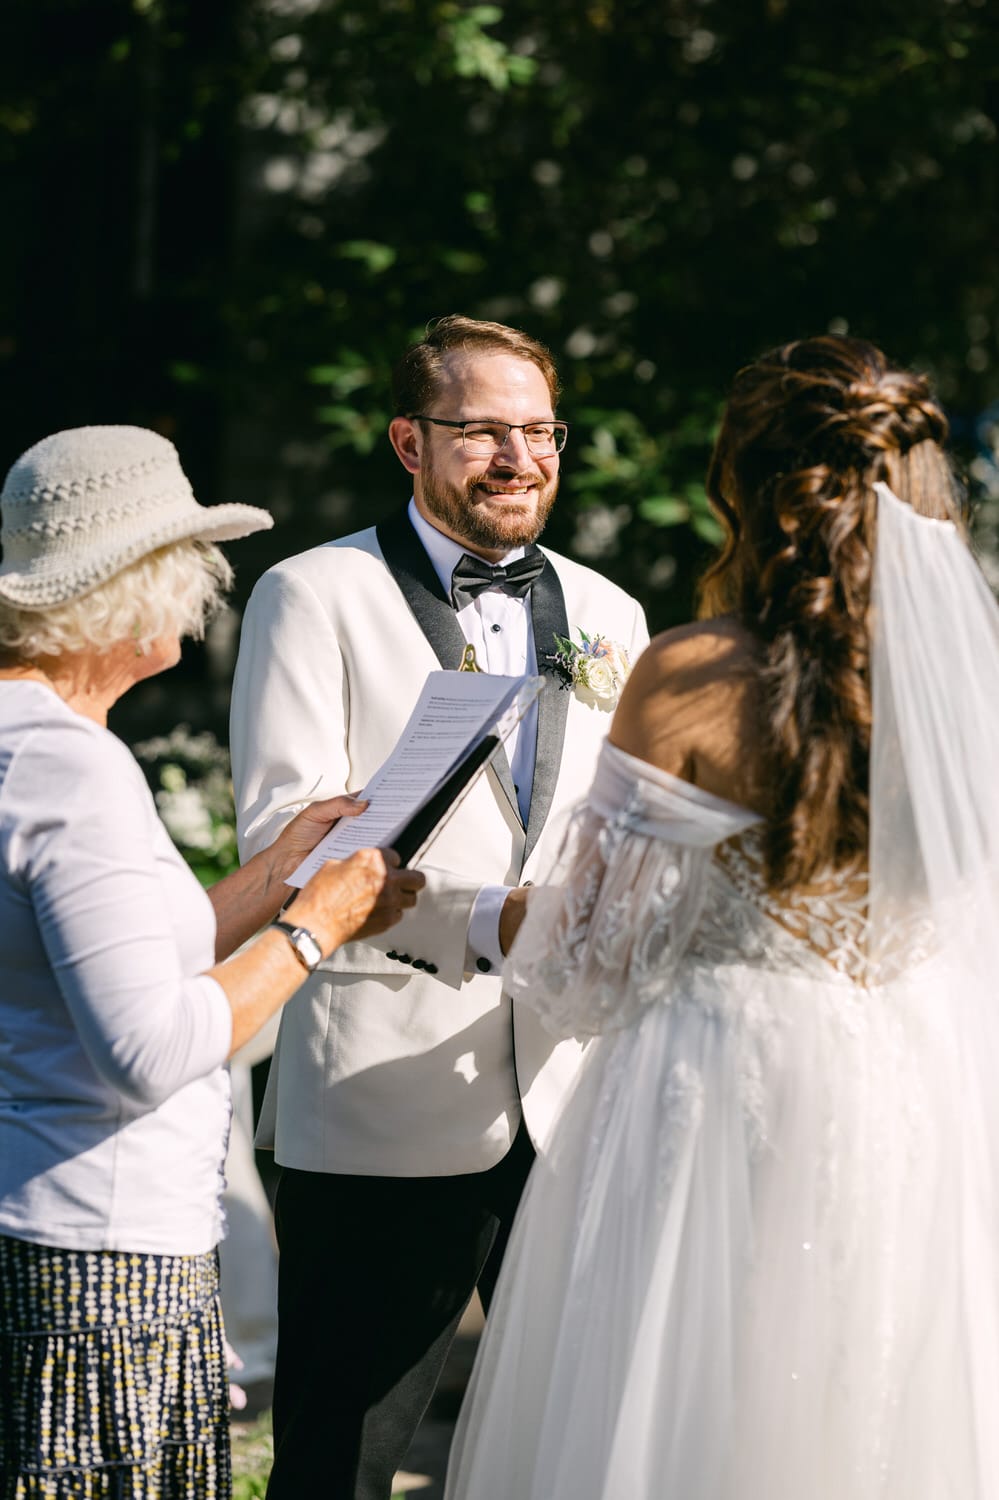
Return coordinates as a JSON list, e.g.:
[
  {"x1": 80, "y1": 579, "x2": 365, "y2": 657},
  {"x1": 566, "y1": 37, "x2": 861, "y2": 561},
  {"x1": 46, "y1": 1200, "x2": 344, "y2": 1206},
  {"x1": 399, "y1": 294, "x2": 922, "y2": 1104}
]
[{"x1": 700, "y1": 335, "x2": 960, "y2": 890}]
